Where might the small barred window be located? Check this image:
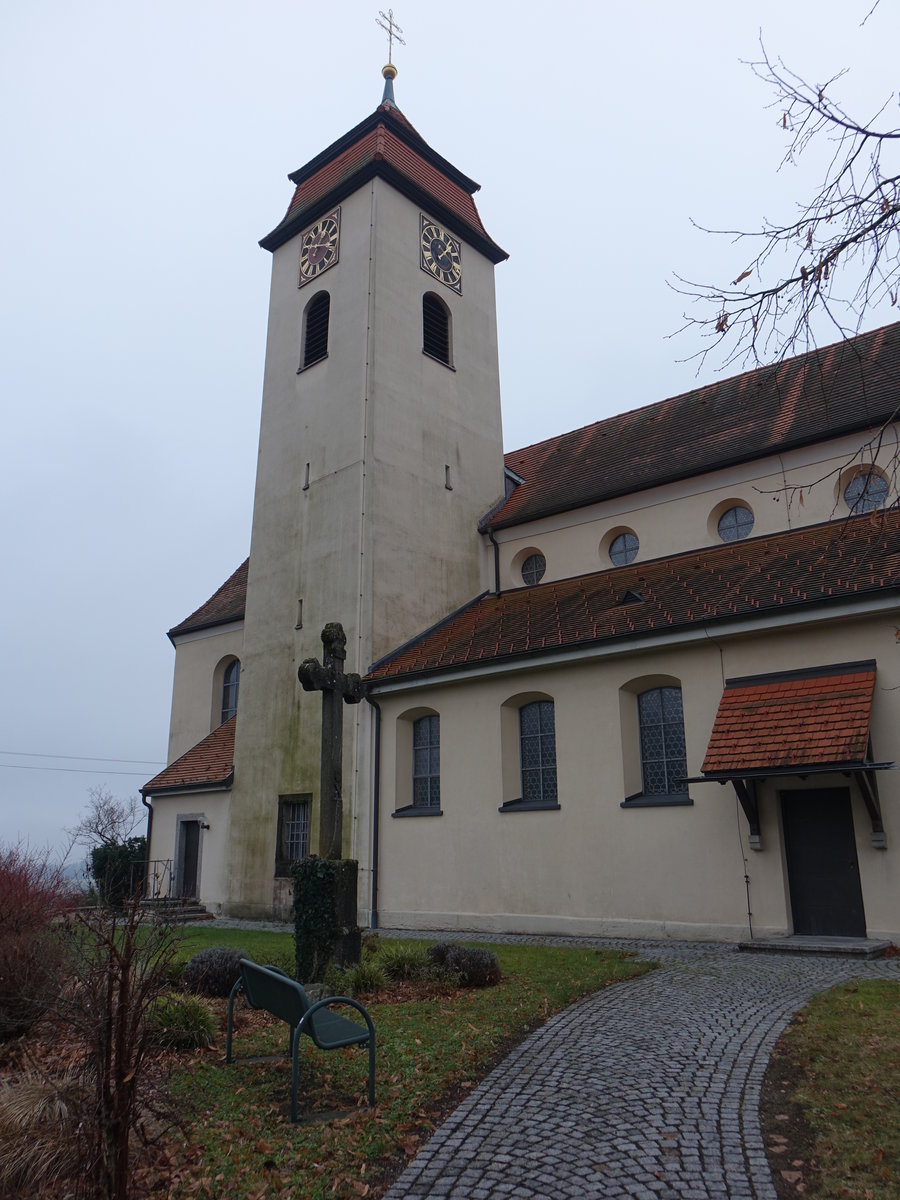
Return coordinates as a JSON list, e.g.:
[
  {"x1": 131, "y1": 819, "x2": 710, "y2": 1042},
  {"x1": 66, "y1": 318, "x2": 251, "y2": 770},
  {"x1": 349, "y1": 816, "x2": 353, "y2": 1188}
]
[
  {"x1": 717, "y1": 506, "x2": 754, "y2": 542},
  {"x1": 844, "y1": 469, "x2": 888, "y2": 514},
  {"x1": 609, "y1": 532, "x2": 639, "y2": 565}
]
